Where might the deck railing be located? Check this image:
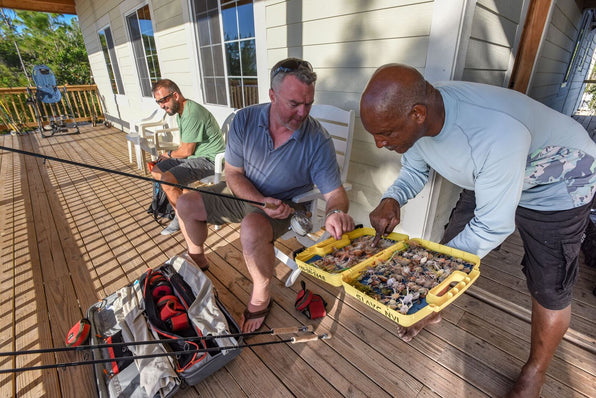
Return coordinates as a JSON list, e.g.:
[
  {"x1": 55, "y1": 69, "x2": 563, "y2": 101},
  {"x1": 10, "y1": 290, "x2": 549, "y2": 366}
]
[{"x1": 0, "y1": 85, "x2": 104, "y2": 133}]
